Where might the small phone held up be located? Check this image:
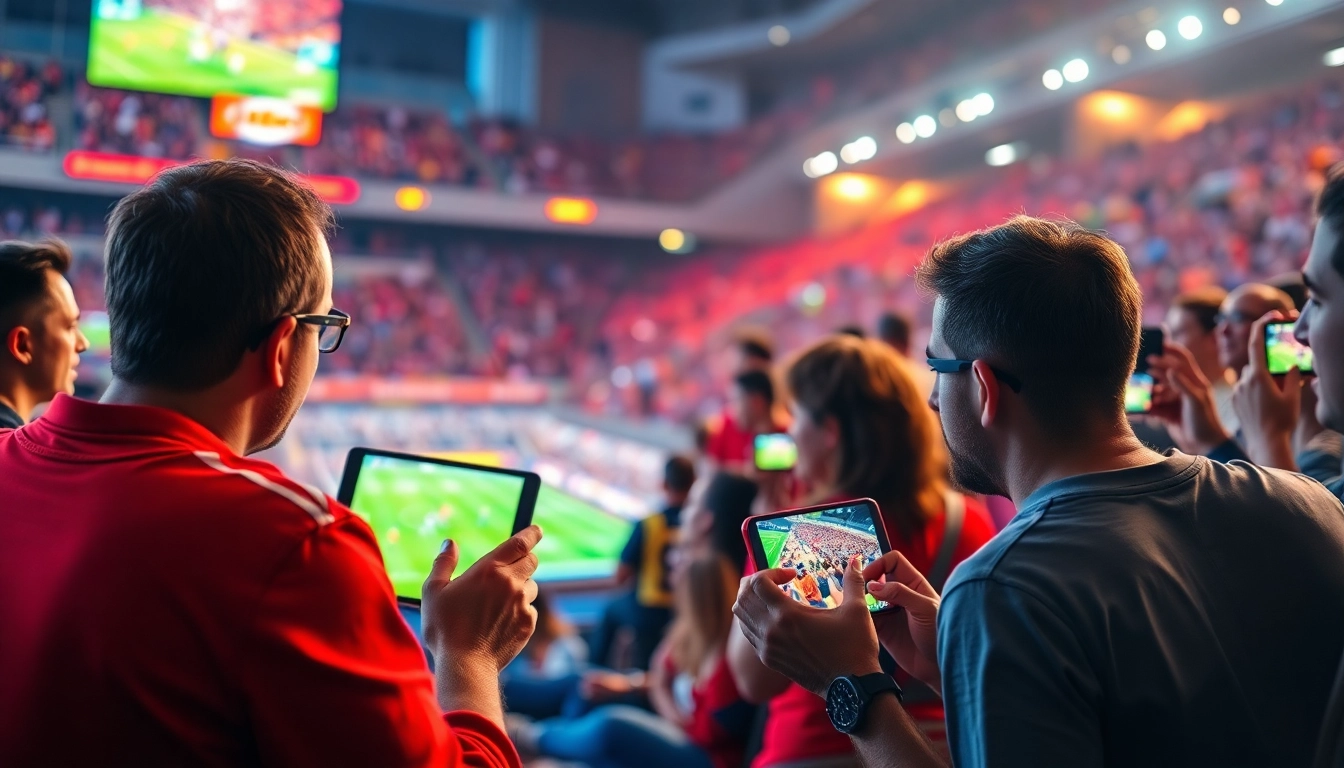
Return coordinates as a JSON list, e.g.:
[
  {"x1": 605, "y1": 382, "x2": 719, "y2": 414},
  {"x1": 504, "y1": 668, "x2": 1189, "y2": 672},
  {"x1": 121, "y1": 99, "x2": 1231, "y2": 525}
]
[
  {"x1": 1265, "y1": 321, "x2": 1313, "y2": 375},
  {"x1": 754, "y1": 433, "x2": 798, "y2": 472},
  {"x1": 741, "y1": 498, "x2": 896, "y2": 613}
]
